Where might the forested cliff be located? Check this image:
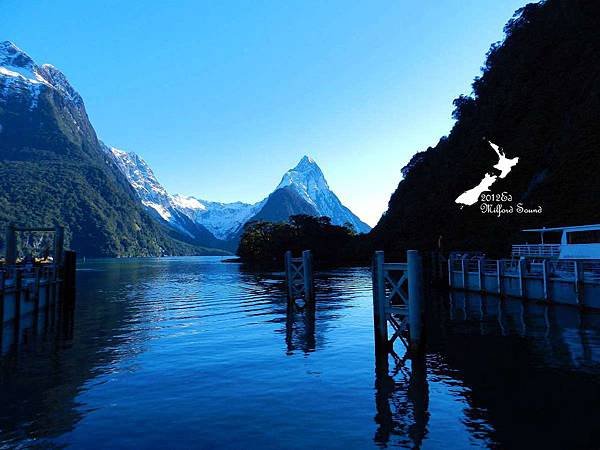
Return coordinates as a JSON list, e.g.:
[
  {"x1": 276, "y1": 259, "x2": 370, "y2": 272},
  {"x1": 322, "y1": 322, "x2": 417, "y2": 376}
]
[{"x1": 372, "y1": 0, "x2": 600, "y2": 258}]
